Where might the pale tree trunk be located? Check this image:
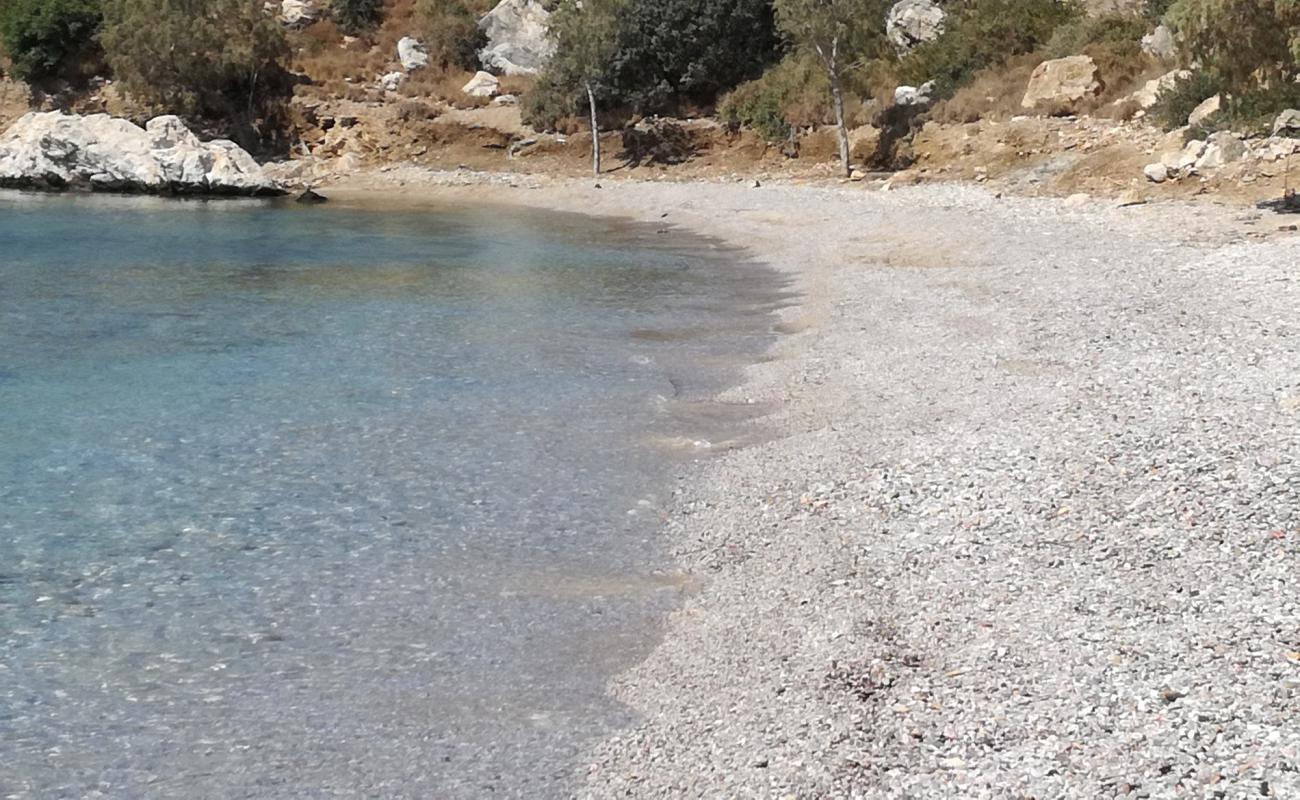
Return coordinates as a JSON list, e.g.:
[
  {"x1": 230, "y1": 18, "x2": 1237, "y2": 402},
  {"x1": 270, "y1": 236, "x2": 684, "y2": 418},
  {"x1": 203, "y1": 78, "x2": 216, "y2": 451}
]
[
  {"x1": 585, "y1": 81, "x2": 601, "y2": 182},
  {"x1": 816, "y1": 36, "x2": 852, "y2": 178}
]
